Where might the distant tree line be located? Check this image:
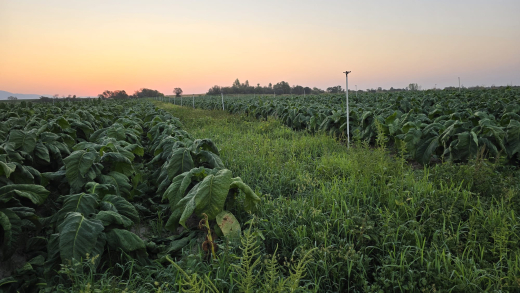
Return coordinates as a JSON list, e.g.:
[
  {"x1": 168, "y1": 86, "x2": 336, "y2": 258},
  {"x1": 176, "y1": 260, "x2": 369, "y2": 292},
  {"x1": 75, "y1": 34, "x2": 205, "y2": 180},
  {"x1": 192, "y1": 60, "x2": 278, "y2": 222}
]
[
  {"x1": 205, "y1": 79, "x2": 446, "y2": 96},
  {"x1": 97, "y1": 88, "x2": 164, "y2": 99},
  {"x1": 38, "y1": 94, "x2": 78, "y2": 102},
  {"x1": 36, "y1": 88, "x2": 164, "y2": 103},
  {"x1": 207, "y1": 79, "x2": 329, "y2": 95}
]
